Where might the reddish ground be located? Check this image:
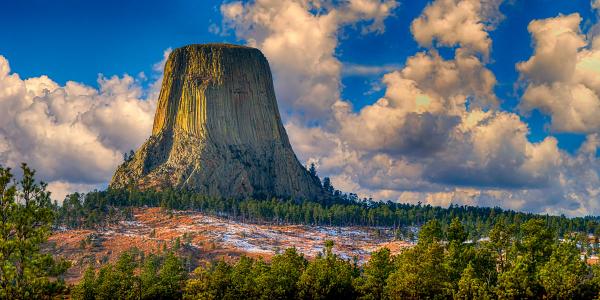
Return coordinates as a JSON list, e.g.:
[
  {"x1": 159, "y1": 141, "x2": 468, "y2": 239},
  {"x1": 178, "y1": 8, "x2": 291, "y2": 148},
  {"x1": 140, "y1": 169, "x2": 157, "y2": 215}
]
[{"x1": 47, "y1": 207, "x2": 413, "y2": 283}]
